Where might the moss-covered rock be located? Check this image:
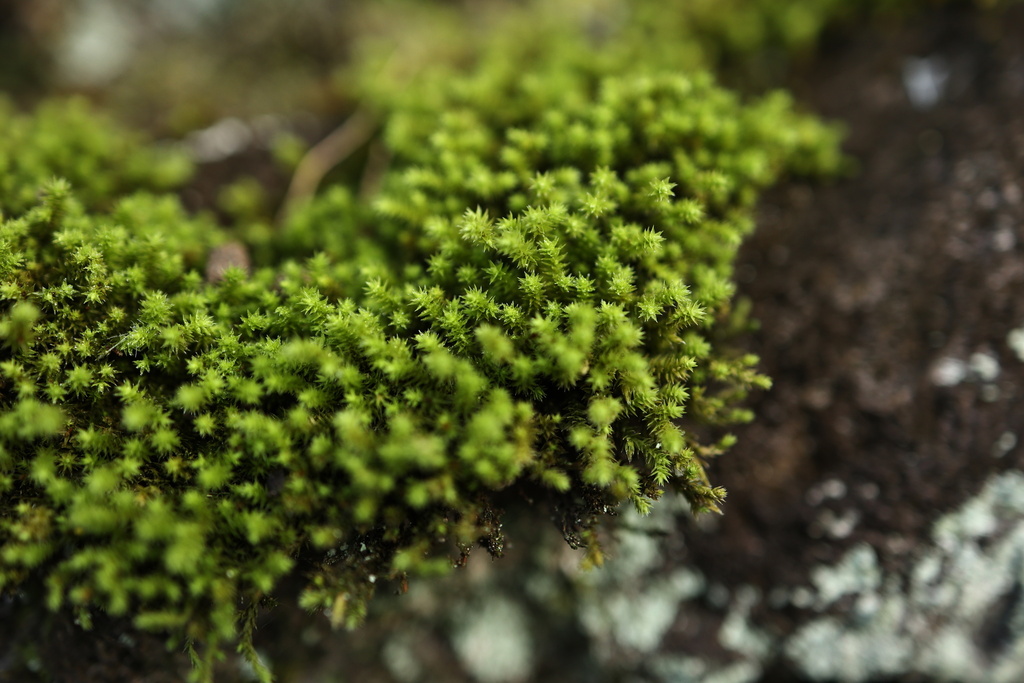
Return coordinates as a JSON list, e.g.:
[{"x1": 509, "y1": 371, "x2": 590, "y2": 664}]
[{"x1": 0, "y1": 2, "x2": 853, "y2": 680}]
